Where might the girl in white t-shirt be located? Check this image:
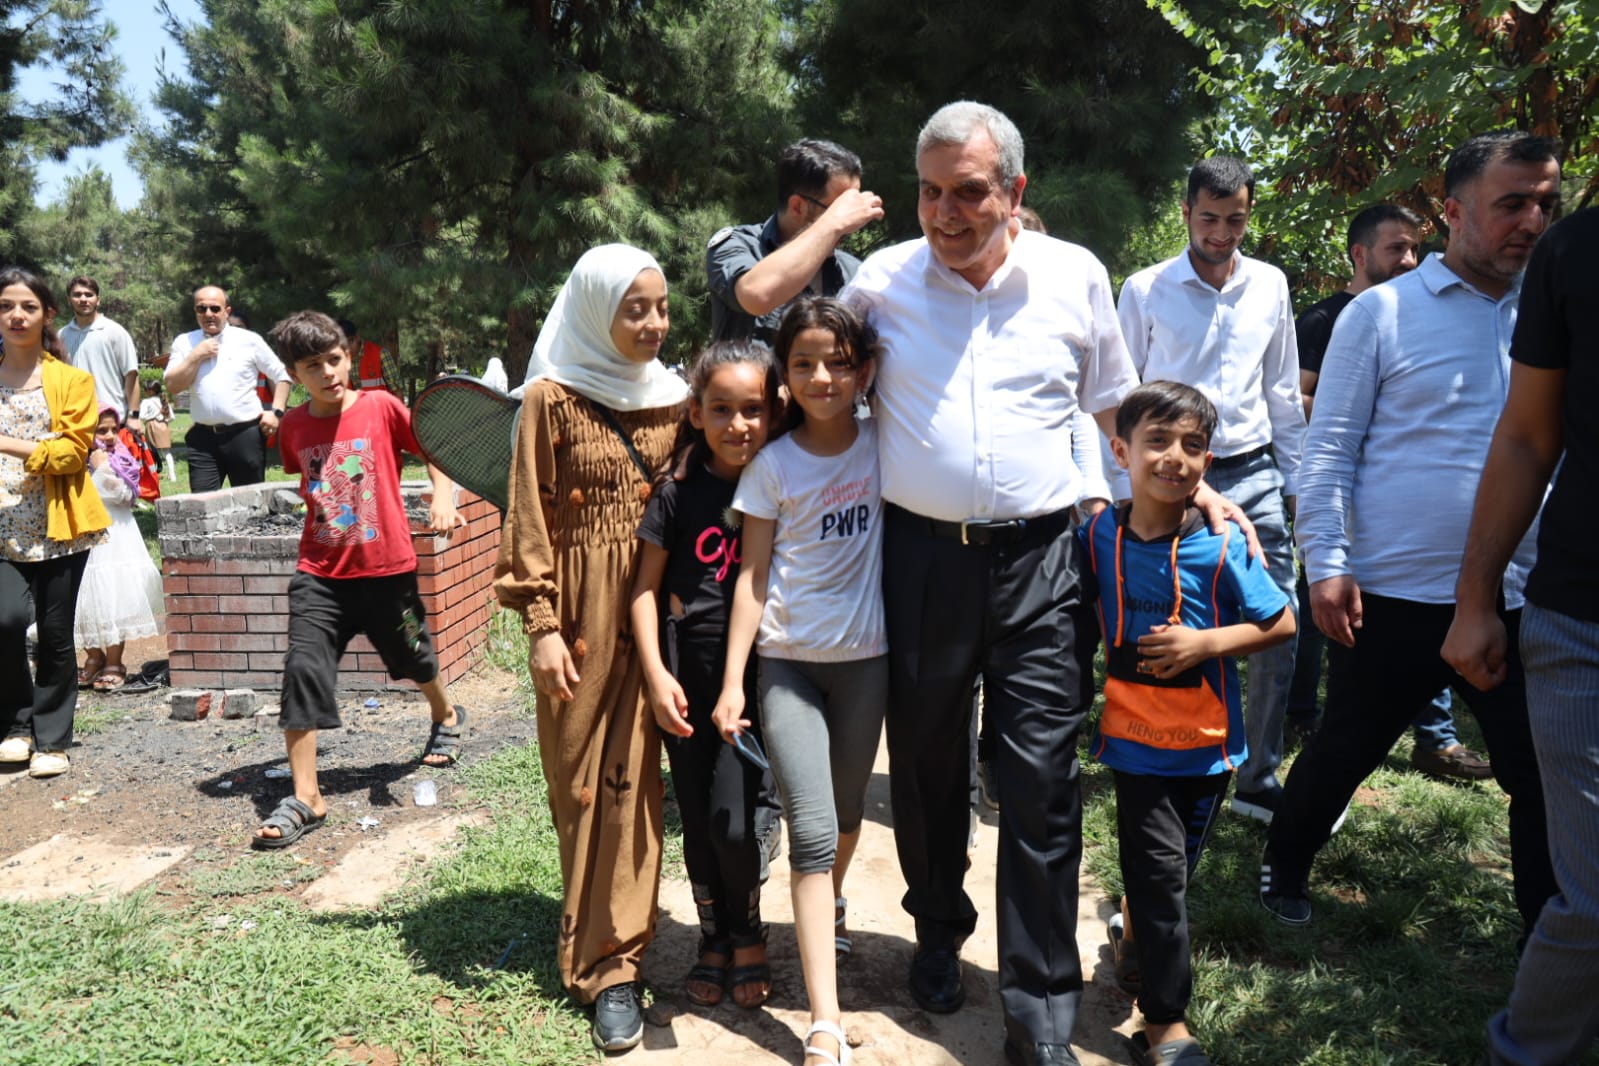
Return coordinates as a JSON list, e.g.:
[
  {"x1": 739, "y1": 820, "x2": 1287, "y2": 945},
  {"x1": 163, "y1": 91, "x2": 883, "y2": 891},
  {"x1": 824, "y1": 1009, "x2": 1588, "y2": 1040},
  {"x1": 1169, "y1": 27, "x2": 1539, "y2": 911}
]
[{"x1": 713, "y1": 297, "x2": 886, "y2": 1066}]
